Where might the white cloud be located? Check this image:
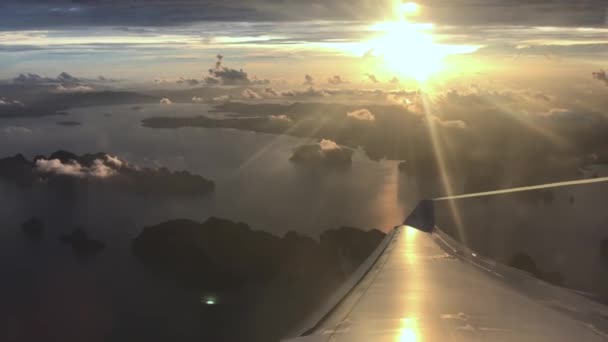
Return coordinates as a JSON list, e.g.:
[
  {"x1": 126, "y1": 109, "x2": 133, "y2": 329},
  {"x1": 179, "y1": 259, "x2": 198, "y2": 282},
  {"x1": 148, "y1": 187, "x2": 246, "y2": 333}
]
[
  {"x1": 105, "y1": 154, "x2": 123, "y2": 167},
  {"x1": 35, "y1": 159, "x2": 85, "y2": 177},
  {"x1": 0, "y1": 98, "x2": 24, "y2": 106},
  {"x1": 241, "y1": 88, "x2": 262, "y2": 99},
  {"x1": 192, "y1": 96, "x2": 204, "y2": 102},
  {"x1": 88, "y1": 159, "x2": 117, "y2": 178},
  {"x1": 319, "y1": 139, "x2": 340, "y2": 150},
  {"x1": 3, "y1": 126, "x2": 32, "y2": 134},
  {"x1": 269, "y1": 114, "x2": 292, "y2": 122},
  {"x1": 263, "y1": 87, "x2": 279, "y2": 97},
  {"x1": 54, "y1": 84, "x2": 95, "y2": 93},
  {"x1": 35, "y1": 156, "x2": 122, "y2": 178},
  {"x1": 160, "y1": 97, "x2": 173, "y2": 104},
  {"x1": 426, "y1": 116, "x2": 467, "y2": 129},
  {"x1": 347, "y1": 108, "x2": 375, "y2": 121},
  {"x1": 281, "y1": 87, "x2": 329, "y2": 97},
  {"x1": 212, "y1": 95, "x2": 230, "y2": 102}
]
